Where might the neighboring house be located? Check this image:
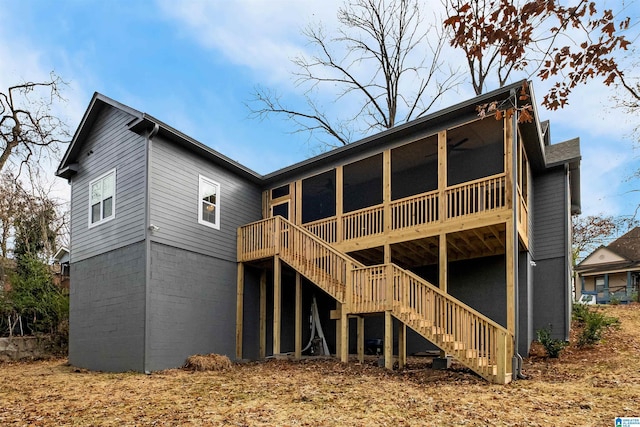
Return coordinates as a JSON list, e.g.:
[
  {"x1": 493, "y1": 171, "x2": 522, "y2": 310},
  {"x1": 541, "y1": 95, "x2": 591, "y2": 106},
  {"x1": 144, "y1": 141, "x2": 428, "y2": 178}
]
[
  {"x1": 56, "y1": 80, "x2": 580, "y2": 384},
  {"x1": 52, "y1": 247, "x2": 70, "y2": 291},
  {"x1": 575, "y1": 227, "x2": 640, "y2": 304}
]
